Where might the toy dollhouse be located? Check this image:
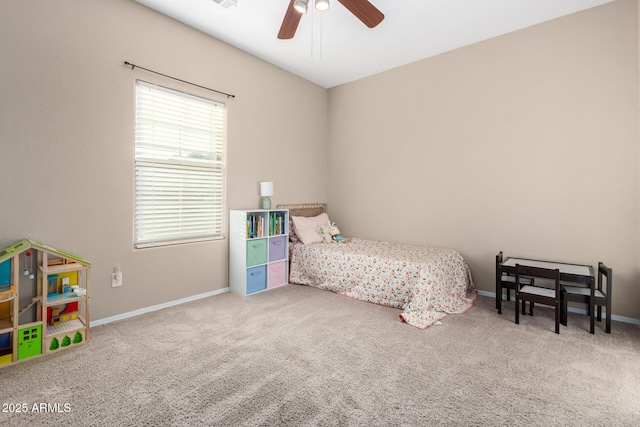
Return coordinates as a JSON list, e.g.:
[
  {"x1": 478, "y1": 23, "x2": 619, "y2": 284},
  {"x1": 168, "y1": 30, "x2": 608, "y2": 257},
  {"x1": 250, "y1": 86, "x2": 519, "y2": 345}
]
[{"x1": 0, "y1": 239, "x2": 90, "y2": 367}]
